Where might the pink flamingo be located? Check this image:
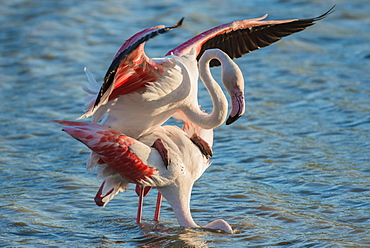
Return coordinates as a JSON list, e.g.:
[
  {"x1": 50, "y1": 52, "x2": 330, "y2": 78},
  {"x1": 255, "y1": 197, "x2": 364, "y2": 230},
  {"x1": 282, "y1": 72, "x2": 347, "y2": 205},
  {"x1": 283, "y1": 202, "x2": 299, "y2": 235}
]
[
  {"x1": 54, "y1": 118, "x2": 234, "y2": 233},
  {"x1": 81, "y1": 48, "x2": 244, "y2": 223},
  {"x1": 71, "y1": 8, "x2": 333, "y2": 224},
  {"x1": 79, "y1": 8, "x2": 334, "y2": 137}
]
